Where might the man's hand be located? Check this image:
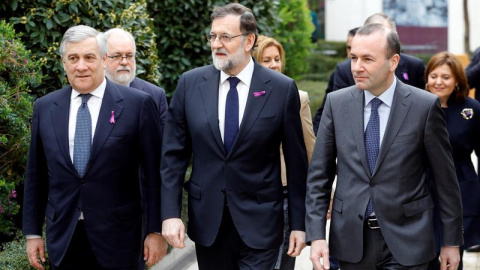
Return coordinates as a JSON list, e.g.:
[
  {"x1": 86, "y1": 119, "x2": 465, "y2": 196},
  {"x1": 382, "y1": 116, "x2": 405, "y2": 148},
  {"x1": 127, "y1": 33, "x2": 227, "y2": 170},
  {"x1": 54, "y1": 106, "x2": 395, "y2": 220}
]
[
  {"x1": 310, "y1": 239, "x2": 330, "y2": 270},
  {"x1": 144, "y1": 233, "x2": 168, "y2": 267},
  {"x1": 162, "y1": 218, "x2": 186, "y2": 248},
  {"x1": 26, "y1": 238, "x2": 46, "y2": 270},
  {"x1": 287, "y1": 230, "x2": 306, "y2": 257},
  {"x1": 440, "y1": 246, "x2": 460, "y2": 270}
]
